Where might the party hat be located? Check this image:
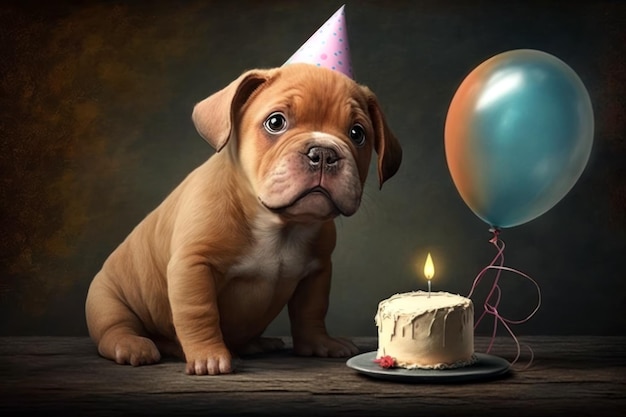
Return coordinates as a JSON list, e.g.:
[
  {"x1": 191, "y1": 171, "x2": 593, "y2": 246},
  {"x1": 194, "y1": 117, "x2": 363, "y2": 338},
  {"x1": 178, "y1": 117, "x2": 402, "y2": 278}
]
[{"x1": 284, "y1": 5, "x2": 353, "y2": 79}]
